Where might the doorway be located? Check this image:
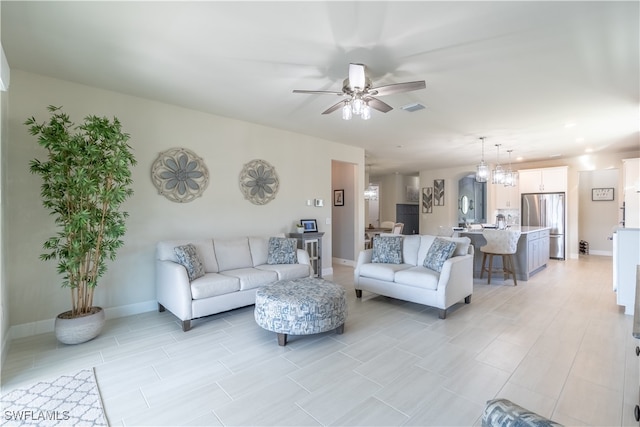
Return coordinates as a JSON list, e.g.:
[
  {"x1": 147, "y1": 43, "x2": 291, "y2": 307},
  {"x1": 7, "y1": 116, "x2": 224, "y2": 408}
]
[{"x1": 366, "y1": 184, "x2": 380, "y2": 228}]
